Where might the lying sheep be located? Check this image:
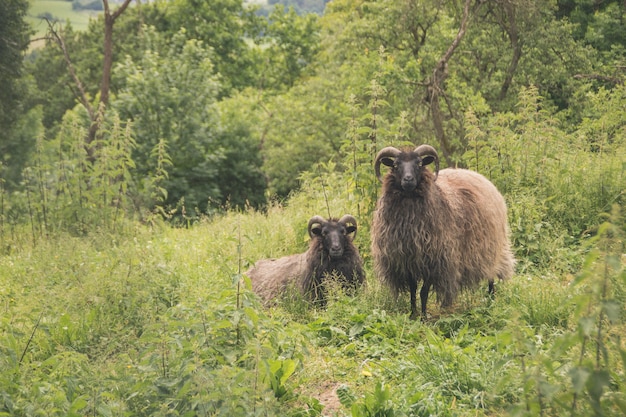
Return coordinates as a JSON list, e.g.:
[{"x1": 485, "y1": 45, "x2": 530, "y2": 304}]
[
  {"x1": 247, "y1": 215, "x2": 365, "y2": 305},
  {"x1": 371, "y1": 144, "x2": 515, "y2": 319}
]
